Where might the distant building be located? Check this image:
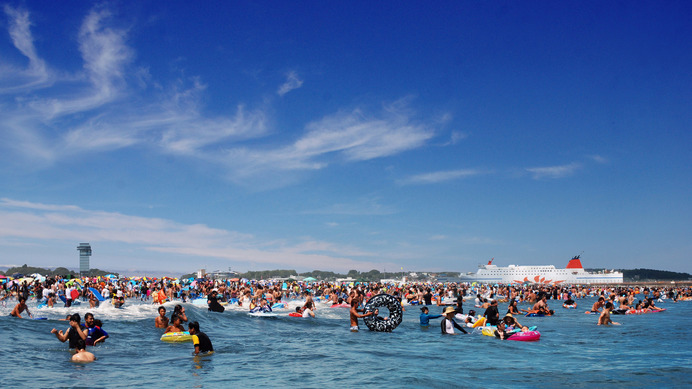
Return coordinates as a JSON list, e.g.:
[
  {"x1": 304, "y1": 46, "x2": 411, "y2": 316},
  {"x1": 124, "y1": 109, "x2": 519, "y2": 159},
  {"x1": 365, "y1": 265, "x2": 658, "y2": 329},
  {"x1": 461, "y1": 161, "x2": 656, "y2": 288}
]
[
  {"x1": 77, "y1": 243, "x2": 92, "y2": 276},
  {"x1": 209, "y1": 269, "x2": 240, "y2": 280}
]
